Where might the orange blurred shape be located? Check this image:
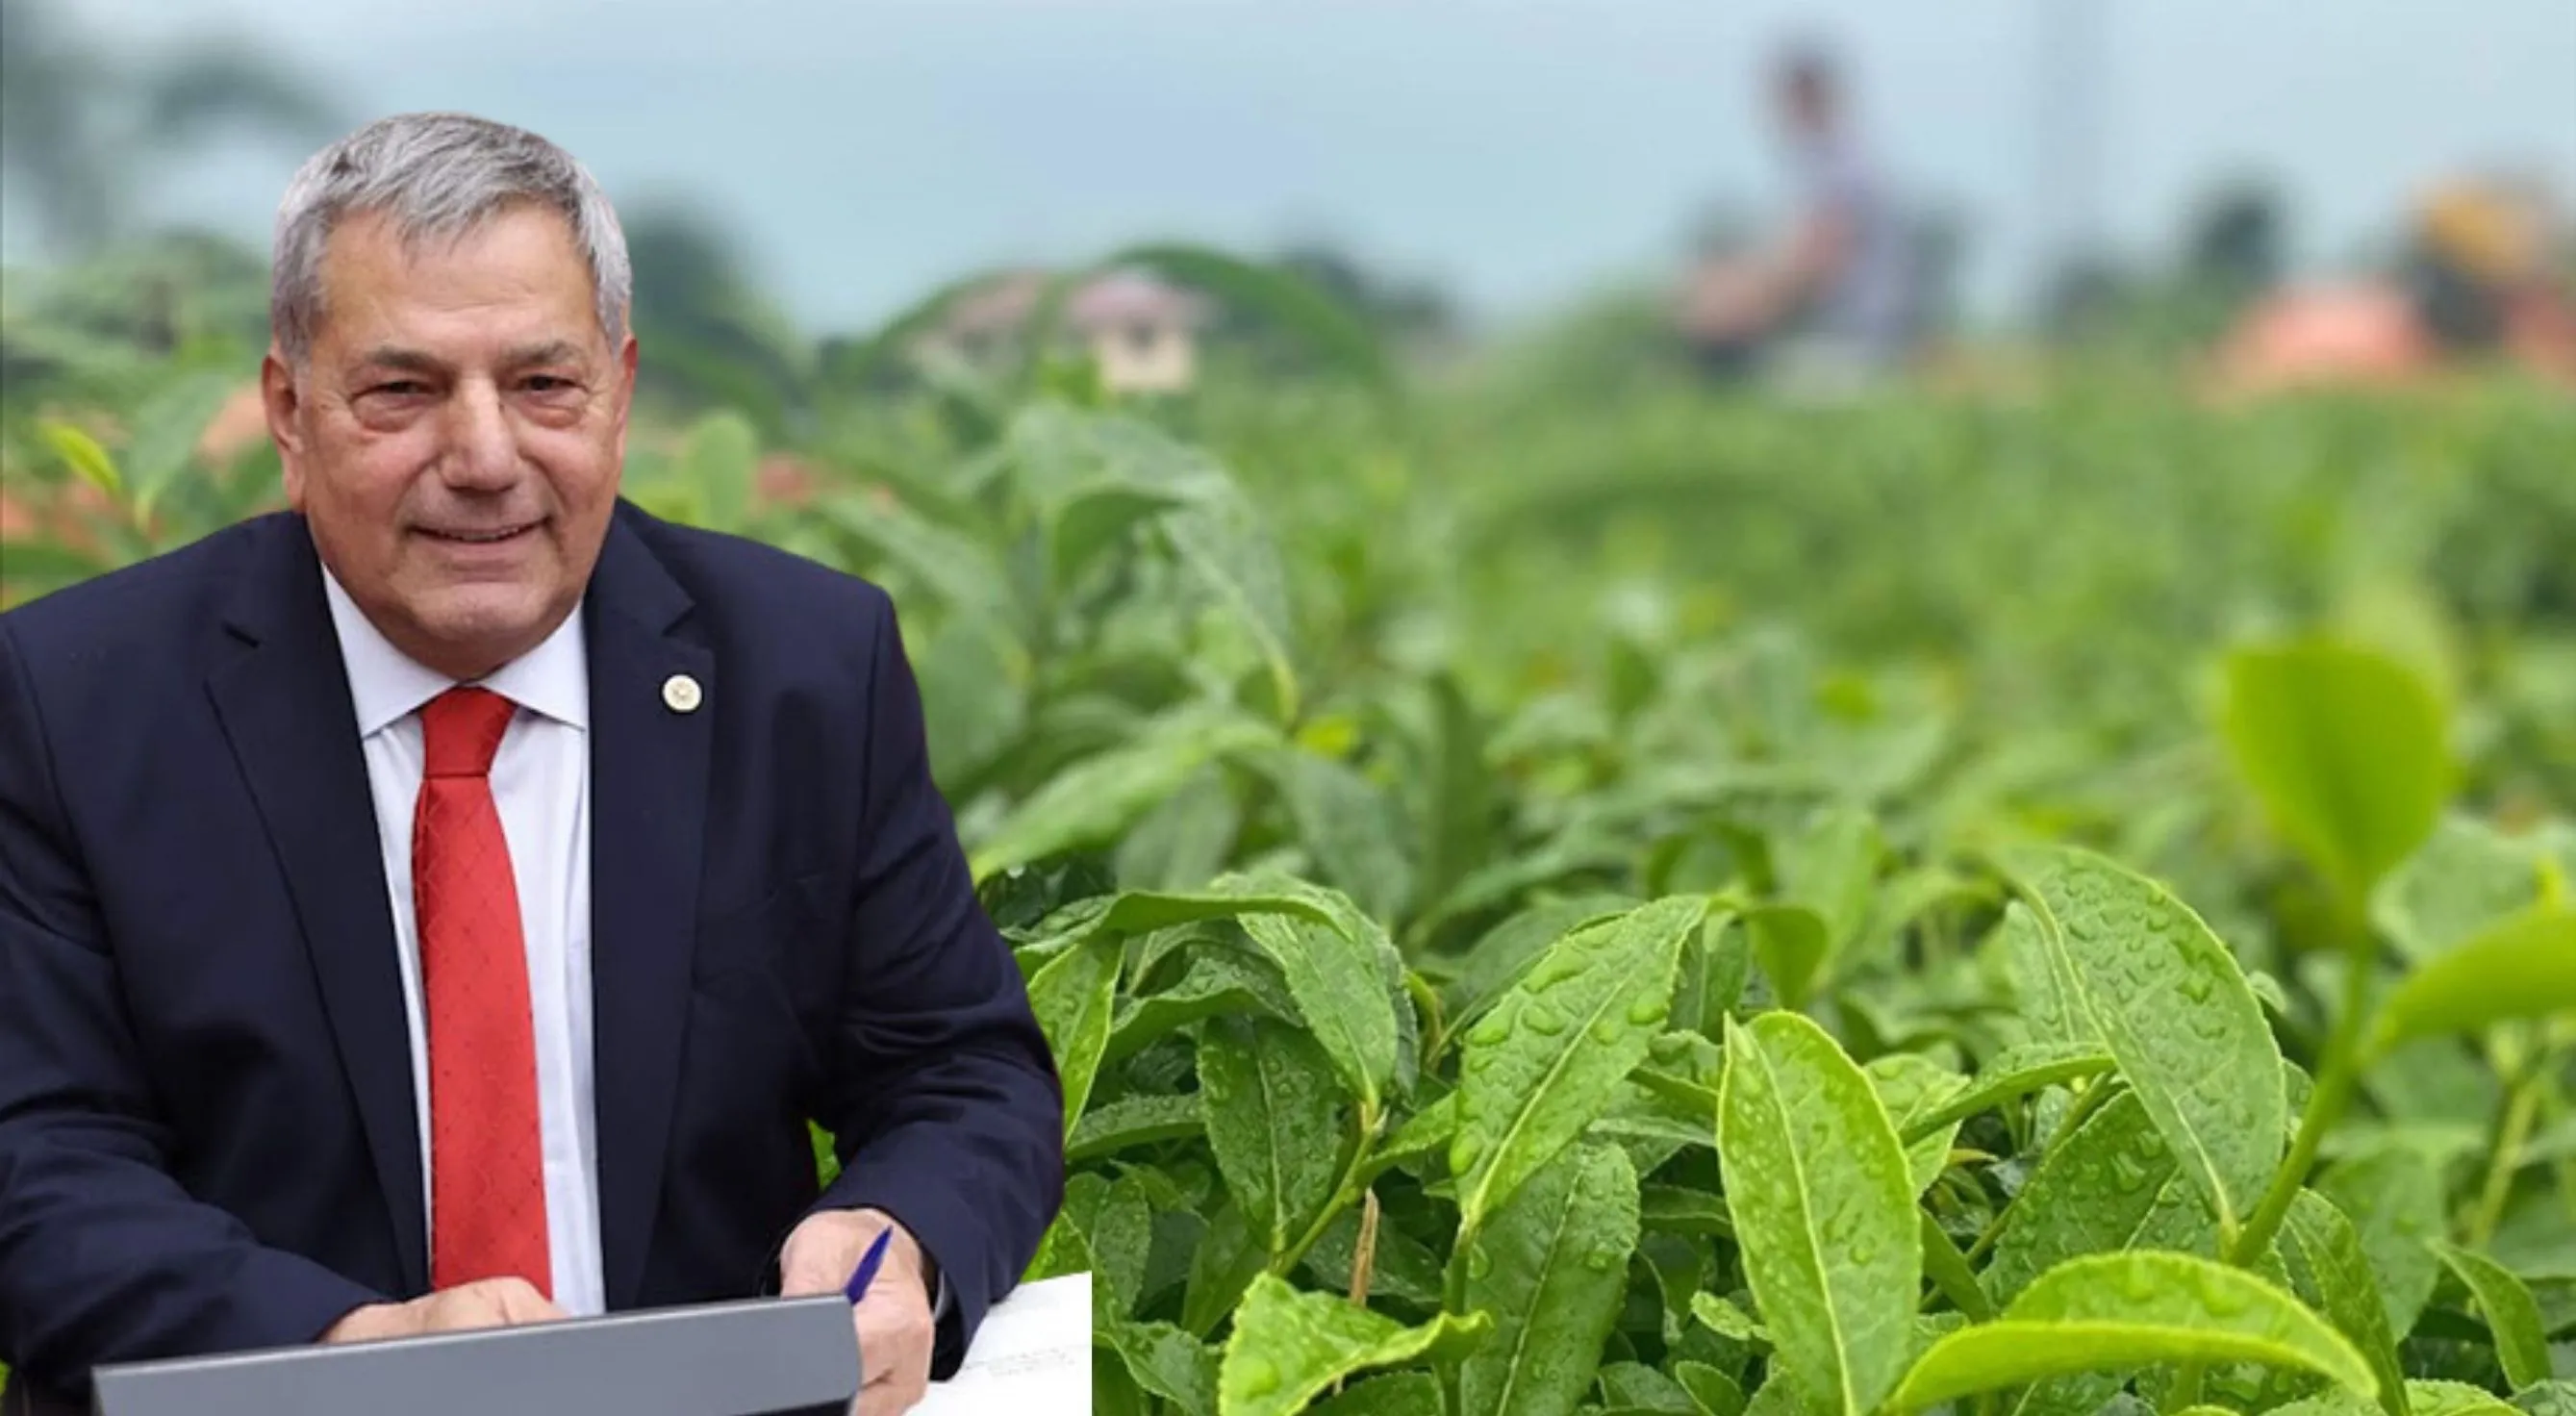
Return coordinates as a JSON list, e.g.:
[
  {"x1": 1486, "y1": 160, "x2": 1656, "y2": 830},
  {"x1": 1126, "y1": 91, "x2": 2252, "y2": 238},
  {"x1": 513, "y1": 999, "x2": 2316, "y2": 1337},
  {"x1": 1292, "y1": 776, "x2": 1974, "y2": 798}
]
[{"x1": 2216, "y1": 282, "x2": 2434, "y2": 392}]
